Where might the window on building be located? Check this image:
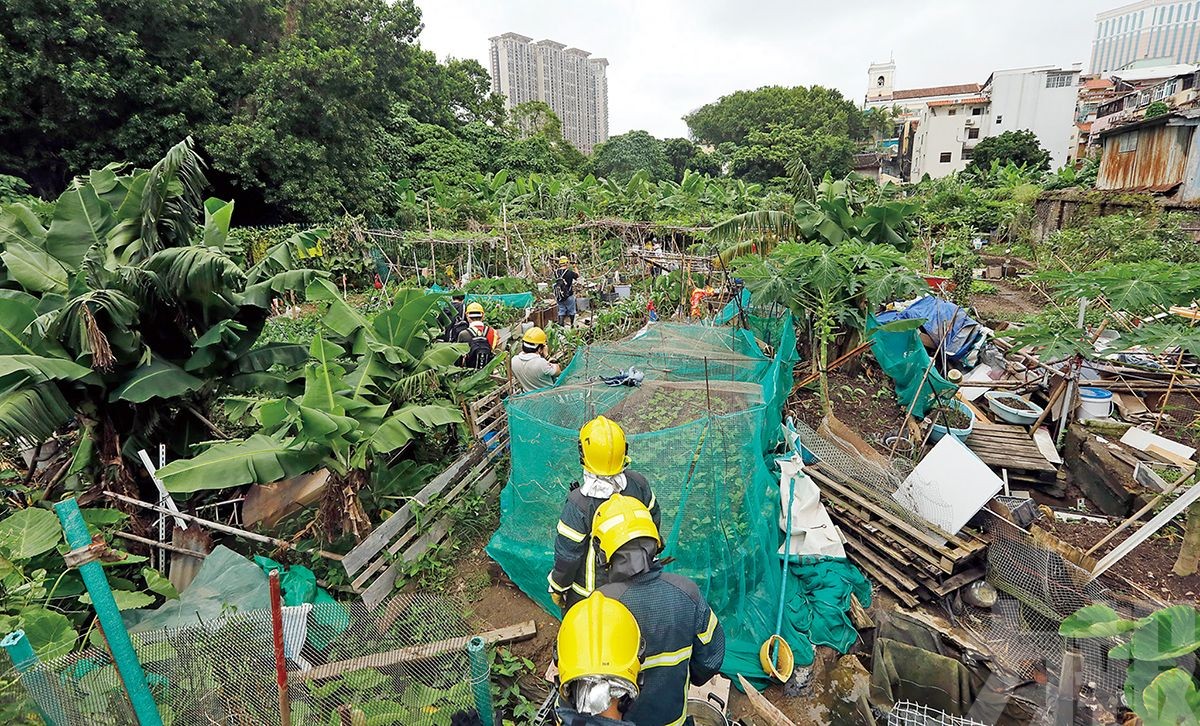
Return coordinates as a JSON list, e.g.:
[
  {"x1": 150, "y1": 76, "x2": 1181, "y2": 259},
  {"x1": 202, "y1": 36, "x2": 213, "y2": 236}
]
[
  {"x1": 1119, "y1": 131, "x2": 1139, "y2": 152},
  {"x1": 995, "y1": 115, "x2": 1003, "y2": 125},
  {"x1": 967, "y1": 127, "x2": 980, "y2": 139},
  {"x1": 948, "y1": 108, "x2": 957, "y2": 116},
  {"x1": 939, "y1": 152, "x2": 953, "y2": 163},
  {"x1": 1046, "y1": 72, "x2": 1075, "y2": 89},
  {"x1": 962, "y1": 147, "x2": 975, "y2": 160},
  {"x1": 972, "y1": 107, "x2": 983, "y2": 116}
]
